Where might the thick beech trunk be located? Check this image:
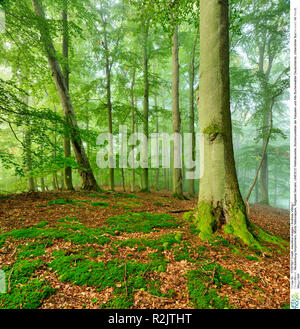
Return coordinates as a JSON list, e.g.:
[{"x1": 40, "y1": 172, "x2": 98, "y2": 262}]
[{"x1": 196, "y1": 0, "x2": 259, "y2": 248}]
